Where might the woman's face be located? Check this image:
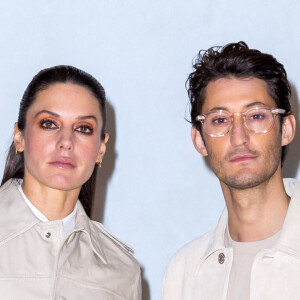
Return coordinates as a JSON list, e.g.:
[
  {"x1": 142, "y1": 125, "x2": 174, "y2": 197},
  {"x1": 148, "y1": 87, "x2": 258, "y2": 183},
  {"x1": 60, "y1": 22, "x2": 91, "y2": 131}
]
[{"x1": 14, "y1": 83, "x2": 108, "y2": 192}]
